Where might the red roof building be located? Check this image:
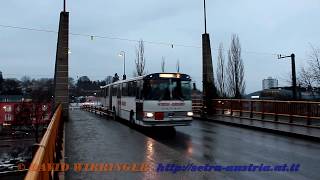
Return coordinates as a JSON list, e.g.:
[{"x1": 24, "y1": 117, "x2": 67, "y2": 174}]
[{"x1": 0, "y1": 95, "x2": 52, "y2": 126}]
